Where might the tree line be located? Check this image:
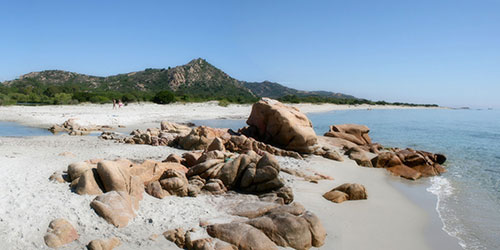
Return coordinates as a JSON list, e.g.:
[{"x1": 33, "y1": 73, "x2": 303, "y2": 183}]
[{"x1": 0, "y1": 84, "x2": 437, "y2": 107}]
